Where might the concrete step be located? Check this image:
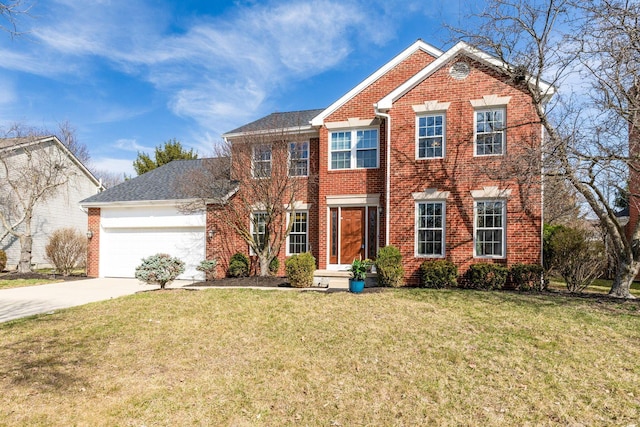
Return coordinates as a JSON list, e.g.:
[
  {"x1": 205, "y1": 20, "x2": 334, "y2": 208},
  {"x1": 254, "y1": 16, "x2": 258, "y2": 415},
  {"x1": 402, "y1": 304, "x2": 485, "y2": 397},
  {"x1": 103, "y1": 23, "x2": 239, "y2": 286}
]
[{"x1": 314, "y1": 270, "x2": 377, "y2": 289}]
